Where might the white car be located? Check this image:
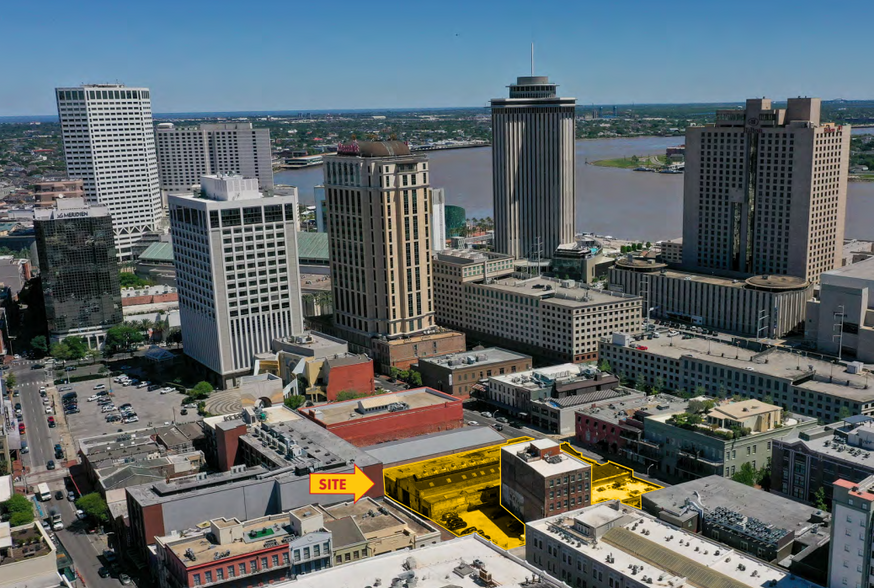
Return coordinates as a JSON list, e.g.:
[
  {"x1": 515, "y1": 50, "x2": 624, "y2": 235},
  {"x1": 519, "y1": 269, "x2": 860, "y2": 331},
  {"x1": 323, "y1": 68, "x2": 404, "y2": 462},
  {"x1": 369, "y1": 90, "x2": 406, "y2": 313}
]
[
  {"x1": 481, "y1": 411, "x2": 493, "y2": 418},
  {"x1": 42, "y1": 397, "x2": 51, "y2": 405},
  {"x1": 87, "y1": 395, "x2": 99, "y2": 402},
  {"x1": 13, "y1": 354, "x2": 20, "y2": 360},
  {"x1": 75, "y1": 509, "x2": 87, "y2": 520},
  {"x1": 101, "y1": 405, "x2": 116, "y2": 413},
  {"x1": 44, "y1": 406, "x2": 53, "y2": 414},
  {"x1": 124, "y1": 416, "x2": 139, "y2": 423},
  {"x1": 93, "y1": 384, "x2": 105, "y2": 390},
  {"x1": 39, "y1": 387, "x2": 46, "y2": 393},
  {"x1": 160, "y1": 387, "x2": 174, "y2": 395},
  {"x1": 467, "y1": 420, "x2": 480, "y2": 426}
]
